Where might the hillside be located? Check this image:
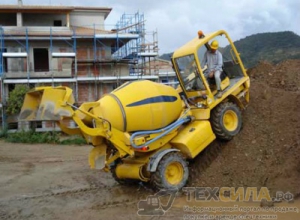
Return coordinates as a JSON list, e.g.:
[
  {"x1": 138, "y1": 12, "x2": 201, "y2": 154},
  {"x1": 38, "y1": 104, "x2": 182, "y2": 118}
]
[
  {"x1": 232, "y1": 31, "x2": 300, "y2": 68},
  {"x1": 159, "y1": 52, "x2": 173, "y2": 61},
  {"x1": 160, "y1": 31, "x2": 300, "y2": 68}
]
